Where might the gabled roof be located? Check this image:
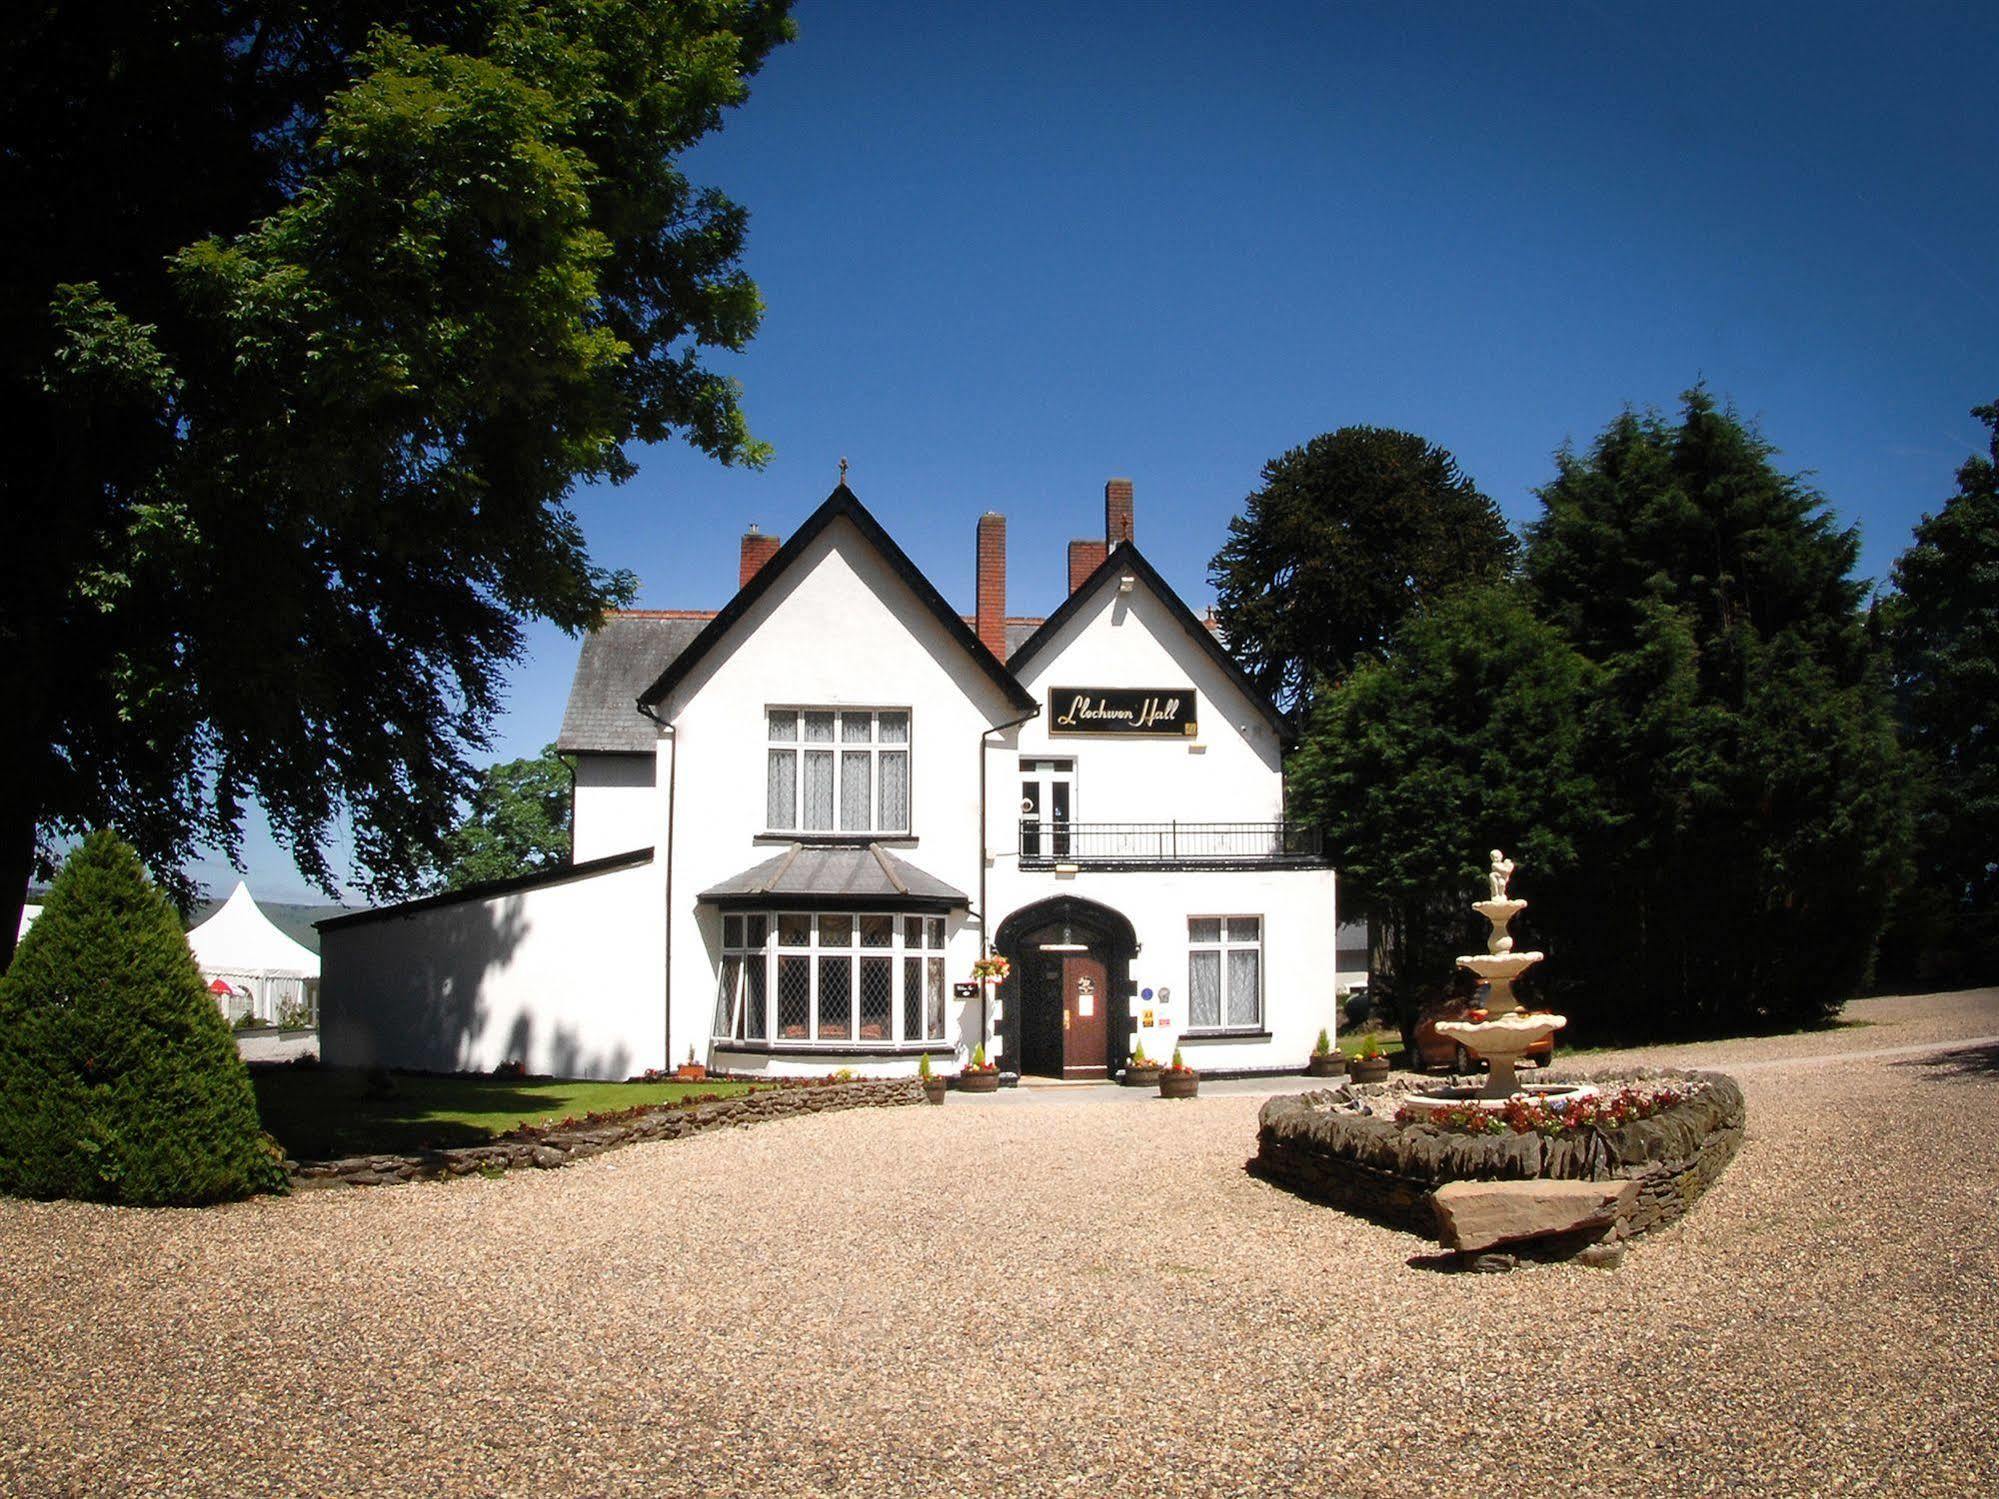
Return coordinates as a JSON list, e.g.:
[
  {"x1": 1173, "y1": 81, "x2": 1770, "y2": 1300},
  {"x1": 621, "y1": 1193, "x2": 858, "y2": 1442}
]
[
  {"x1": 637, "y1": 485, "x2": 1038, "y2": 716},
  {"x1": 697, "y1": 843, "x2": 968, "y2": 911},
  {"x1": 559, "y1": 612, "x2": 714, "y2": 753},
  {"x1": 1005, "y1": 541, "x2": 1294, "y2": 743}
]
